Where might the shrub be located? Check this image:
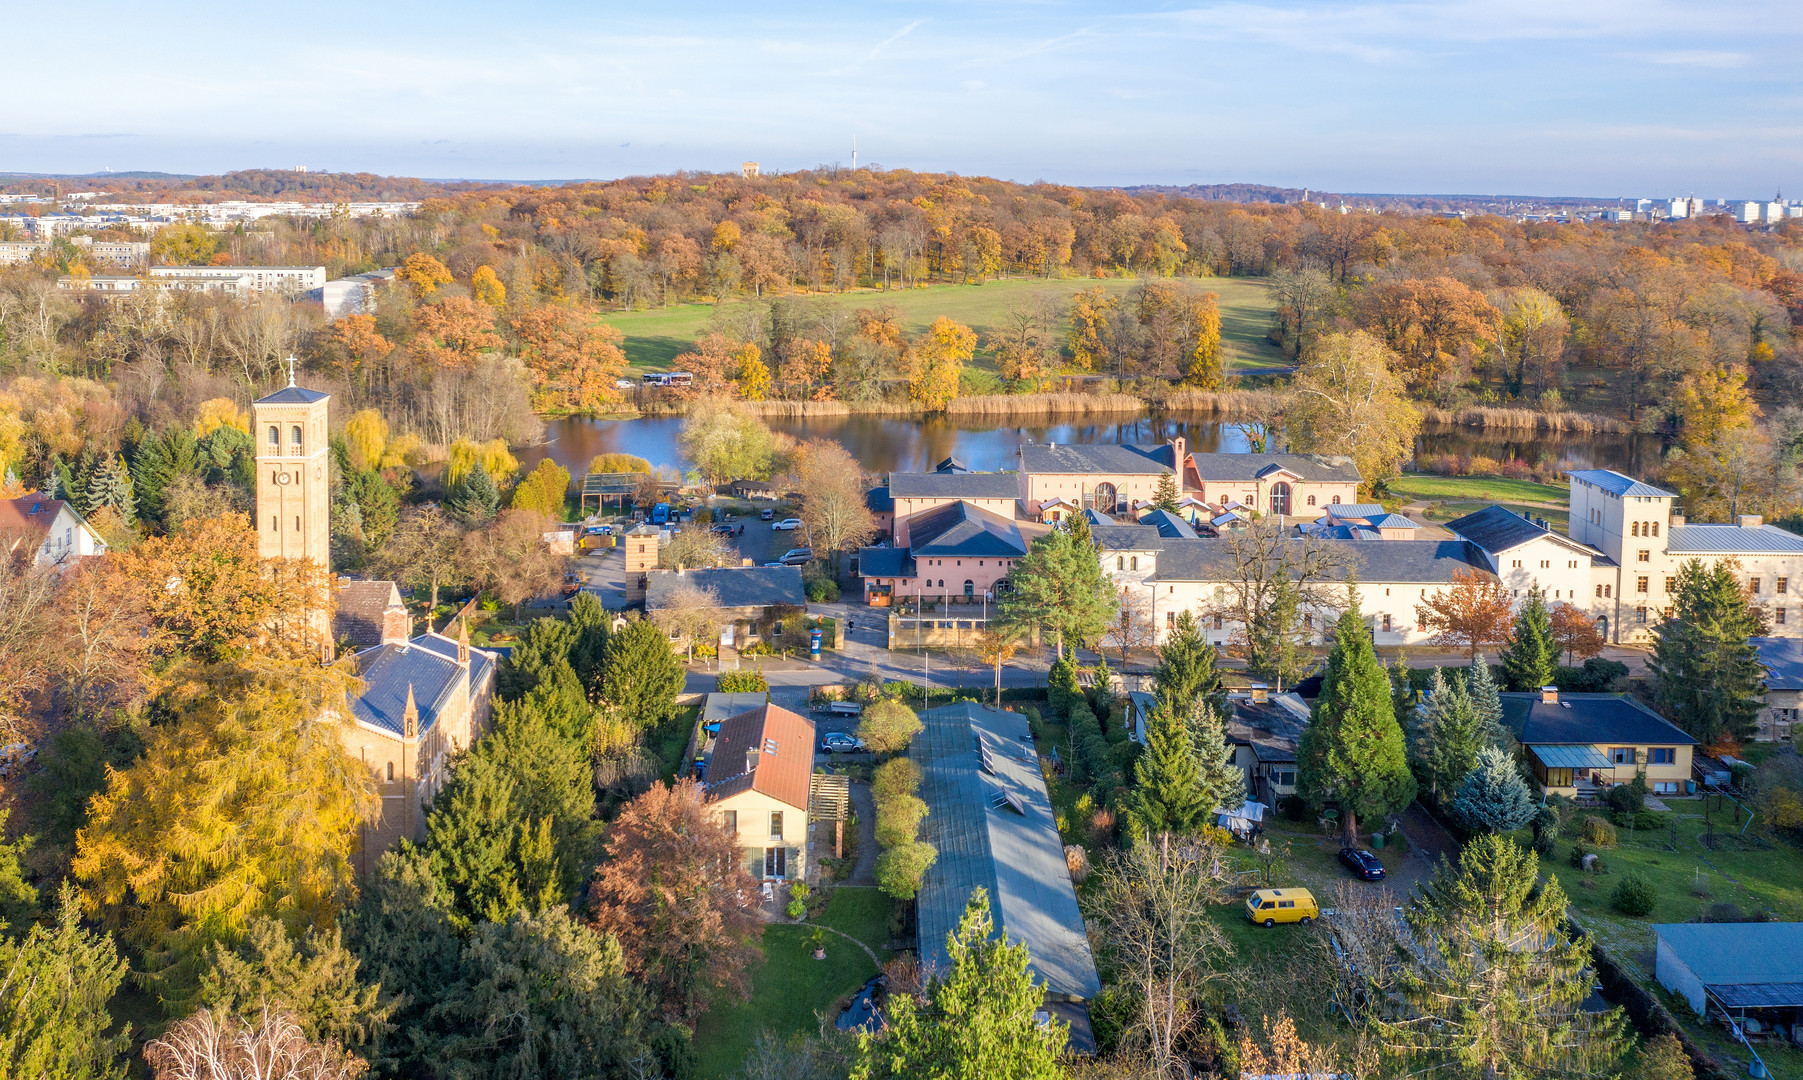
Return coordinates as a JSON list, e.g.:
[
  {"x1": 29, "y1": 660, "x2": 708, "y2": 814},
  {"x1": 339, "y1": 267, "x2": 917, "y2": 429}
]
[
  {"x1": 1614, "y1": 809, "x2": 1663, "y2": 831},
  {"x1": 871, "y1": 758, "x2": 921, "y2": 805},
  {"x1": 715, "y1": 669, "x2": 768, "y2": 693},
  {"x1": 805, "y1": 577, "x2": 840, "y2": 602},
  {"x1": 1611, "y1": 872, "x2": 1657, "y2": 917},
  {"x1": 880, "y1": 681, "x2": 912, "y2": 701},
  {"x1": 876, "y1": 840, "x2": 937, "y2": 899},
  {"x1": 1579, "y1": 816, "x2": 1617, "y2": 848},
  {"x1": 1048, "y1": 655, "x2": 1081, "y2": 719},
  {"x1": 1704, "y1": 902, "x2": 1747, "y2": 923},
  {"x1": 1606, "y1": 783, "x2": 1641, "y2": 815},
  {"x1": 1554, "y1": 657, "x2": 1629, "y2": 693},
  {"x1": 858, "y1": 700, "x2": 923, "y2": 756},
  {"x1": 875, "y1": 794, "x2": 928, "y2": 849}
]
